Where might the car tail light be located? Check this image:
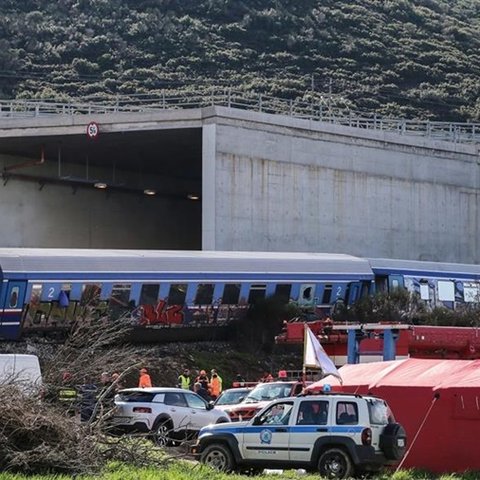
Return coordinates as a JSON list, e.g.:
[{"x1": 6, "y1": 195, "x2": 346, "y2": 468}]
[
  {"x1": 133, "y1": 407, "x2": 152, "y2": 413},
  {"x1": 361, "y1": 427, "x2": 372, "y2": 446}
]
